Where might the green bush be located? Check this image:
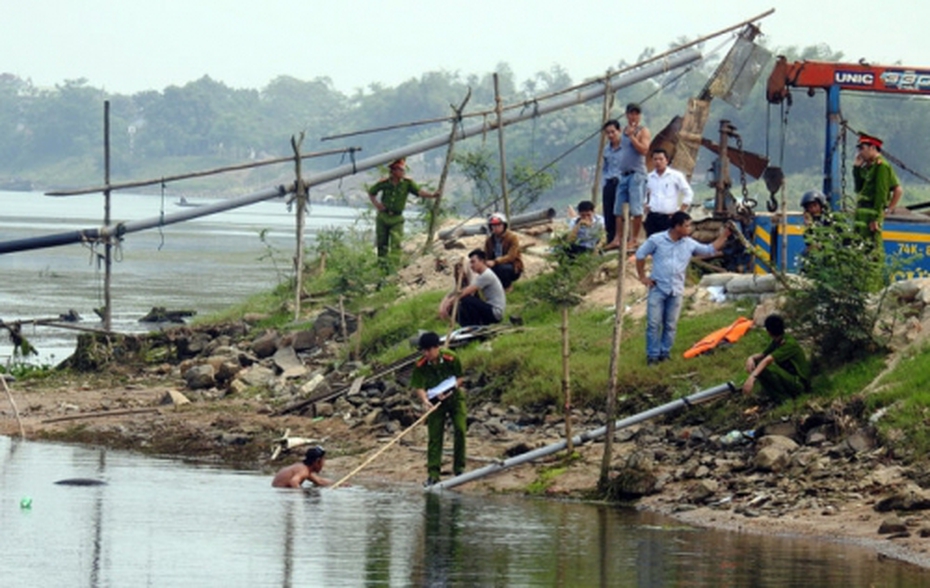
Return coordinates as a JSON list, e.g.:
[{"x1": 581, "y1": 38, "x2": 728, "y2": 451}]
[{"x1": 783, "y1": 215, "x2": 895, "y2": 367}]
